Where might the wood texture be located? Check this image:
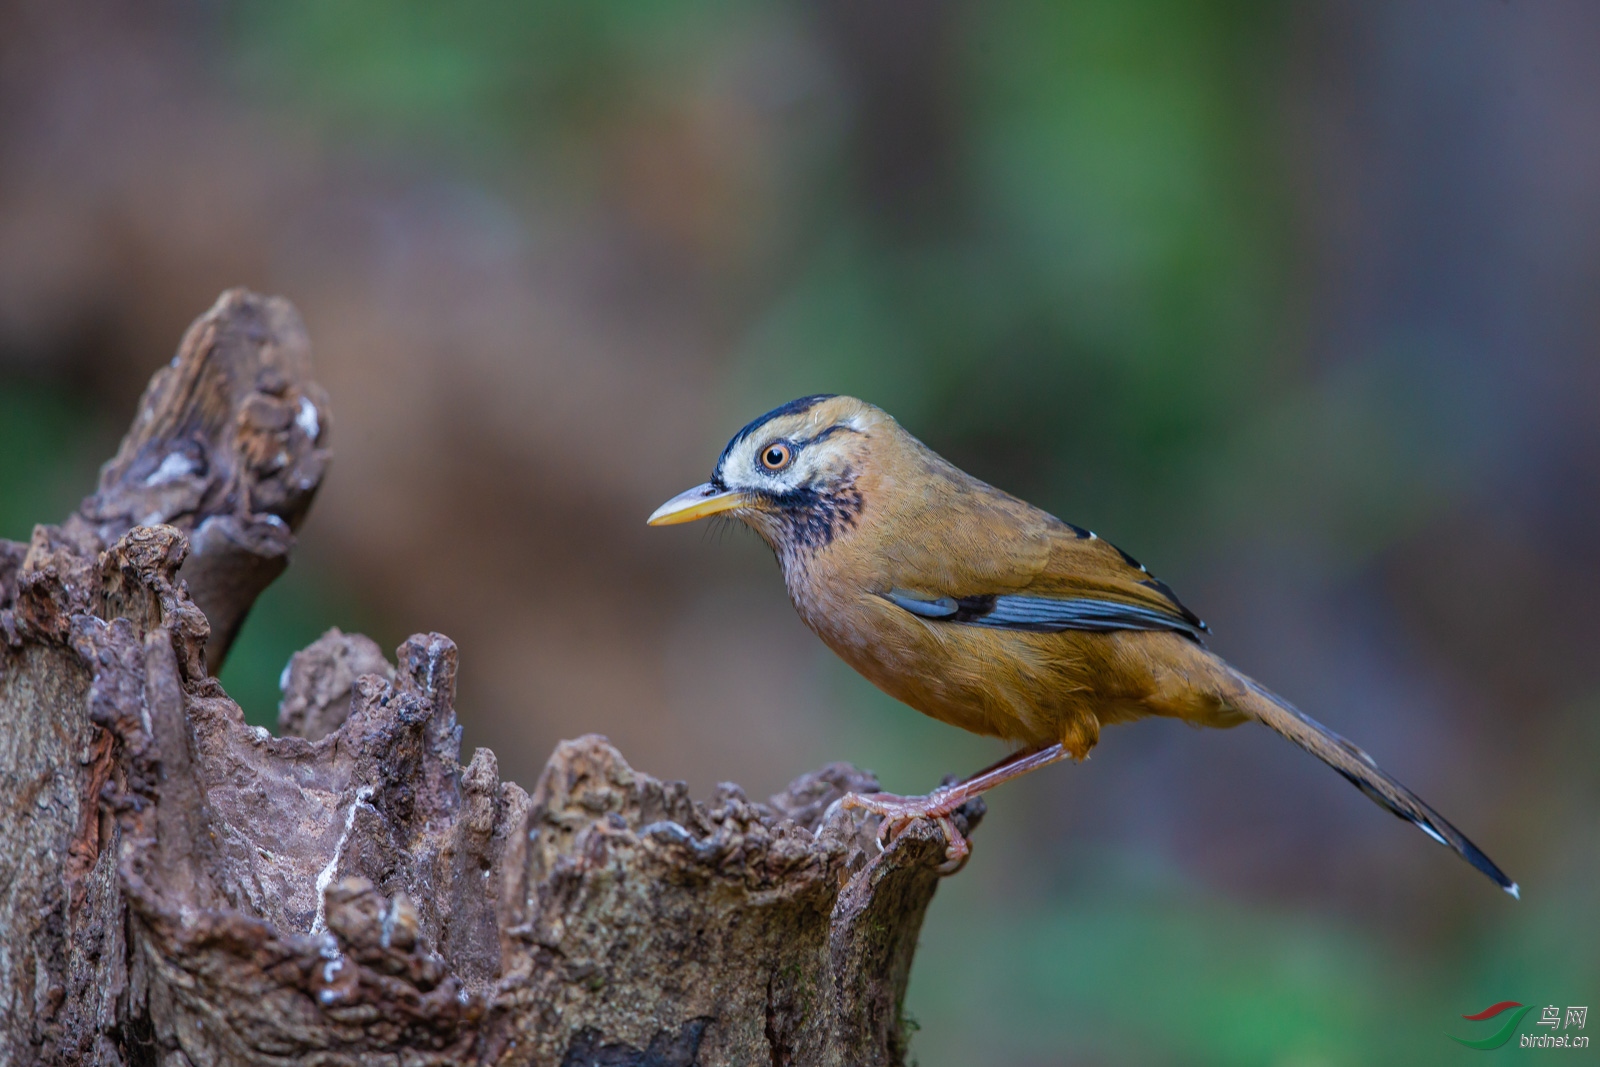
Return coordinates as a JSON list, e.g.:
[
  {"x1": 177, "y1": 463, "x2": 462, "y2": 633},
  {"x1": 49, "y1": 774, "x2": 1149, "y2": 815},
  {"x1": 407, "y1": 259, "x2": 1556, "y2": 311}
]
[{"x1": 0, "y1": 290, "x2": 979, "y2": 1066}]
